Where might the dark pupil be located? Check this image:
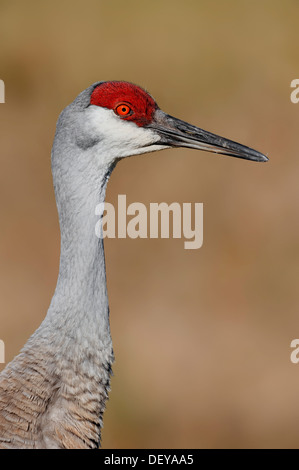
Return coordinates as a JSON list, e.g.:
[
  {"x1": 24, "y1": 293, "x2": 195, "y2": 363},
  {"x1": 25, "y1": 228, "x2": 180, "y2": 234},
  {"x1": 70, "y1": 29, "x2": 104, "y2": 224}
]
[{"x1": 122, "y1": 107, "x2": 127, "y2": 113}]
